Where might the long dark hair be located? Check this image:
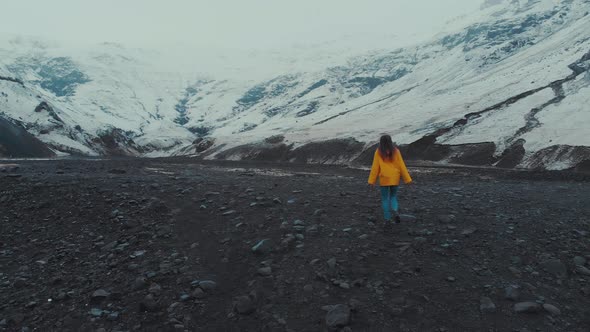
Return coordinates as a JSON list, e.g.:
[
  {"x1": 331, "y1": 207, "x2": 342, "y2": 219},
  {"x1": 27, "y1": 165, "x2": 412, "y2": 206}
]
[{"x1": 379, "y1": 135, "x2": 396, "y2": 160}]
